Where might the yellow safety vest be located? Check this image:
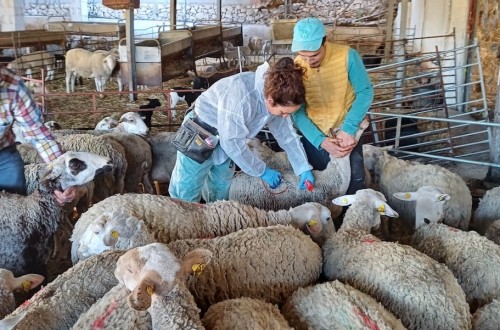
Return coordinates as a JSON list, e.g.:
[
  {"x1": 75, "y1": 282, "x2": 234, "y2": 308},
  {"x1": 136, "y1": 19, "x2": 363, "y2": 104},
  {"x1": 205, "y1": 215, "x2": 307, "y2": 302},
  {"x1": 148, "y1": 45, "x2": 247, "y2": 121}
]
[{"x1": 295, "y1": 42, "x2": 355, "y2": 134}]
